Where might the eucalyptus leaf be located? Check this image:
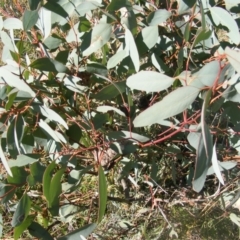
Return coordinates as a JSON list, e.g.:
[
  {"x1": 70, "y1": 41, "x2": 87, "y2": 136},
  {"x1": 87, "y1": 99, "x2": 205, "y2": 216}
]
[
  {"x1": 23, "y1": 10, "x2": 39, "y2": 31},
  {"x1": 127, "y1": 71, "x2": 174, "y2": 92},
  {"x1": 82, "y1": 23, "x2": 112, "y2": 56},
  {"x1": 210, "y1": 7, "x2": 240, "y2": 44},
  {"x1": 133, "y1": 86, "x2": 200, "y2": 127}
]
